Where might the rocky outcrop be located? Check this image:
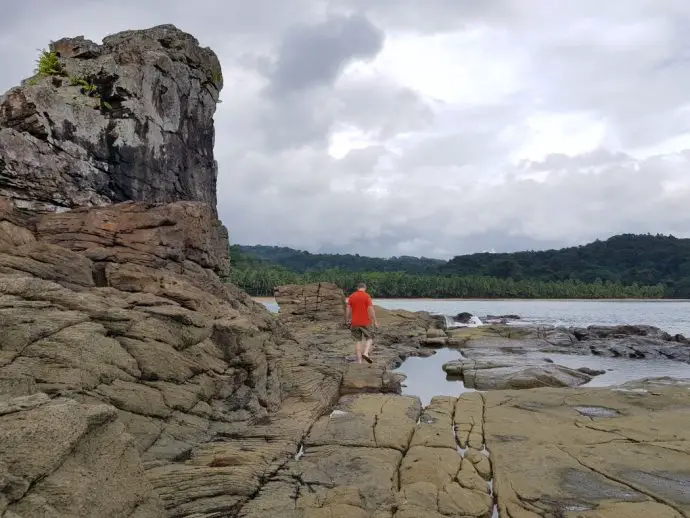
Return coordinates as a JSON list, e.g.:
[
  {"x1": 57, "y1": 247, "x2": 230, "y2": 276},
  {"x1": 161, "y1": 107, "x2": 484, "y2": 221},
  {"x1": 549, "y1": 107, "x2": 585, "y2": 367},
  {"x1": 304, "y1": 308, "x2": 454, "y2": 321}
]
[
  {"x1": 0, "y1": 393, "x2": 164, "y2": 517},
  {"x1": 443, "y1": 323, "x2": 690, "y2": 363},
  {"x1": 0, "y1": 200, "x2": 343, "y2": 517},
  {"x1": 486, "y1": 384, "x2": 690, "y2": 517},
  {"x1": 542, "y1": 324, "x2": 690, "y2": 362},
  {"x1": 275, "y1": 282, "x2": 346, "y2": 322},
  {"x1": 454, "y1": 311, "x2": 473, "y2": 324},
  {"x1": 443, "y1": 356, "x2": 592, "y2": 389},
  {"x1": 0, "y1": 25, "x2": 222, "y2": 213}
]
